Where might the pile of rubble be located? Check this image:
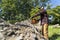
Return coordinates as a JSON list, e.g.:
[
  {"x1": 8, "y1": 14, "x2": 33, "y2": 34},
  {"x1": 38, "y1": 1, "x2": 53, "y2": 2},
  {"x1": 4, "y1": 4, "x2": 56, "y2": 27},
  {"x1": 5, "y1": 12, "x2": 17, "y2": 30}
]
[{"x1": 0, "y1": 19, "x2": 45, "y2": 40}]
